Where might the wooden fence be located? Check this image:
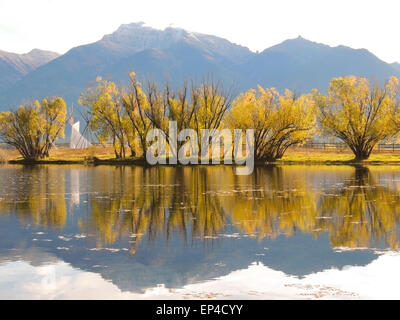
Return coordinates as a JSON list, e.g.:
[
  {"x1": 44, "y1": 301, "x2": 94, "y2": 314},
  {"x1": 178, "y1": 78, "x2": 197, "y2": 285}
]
[{"x1": 295, "y1": 142, "x2": 400, "y2": 152}]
